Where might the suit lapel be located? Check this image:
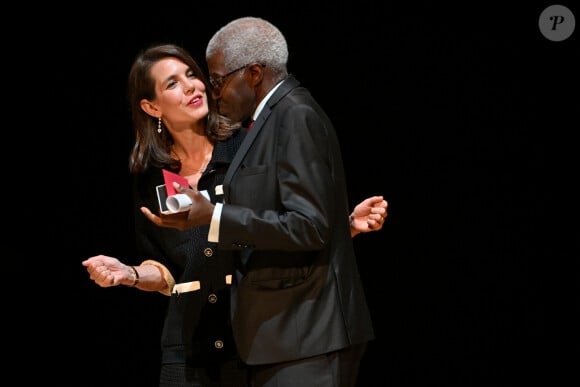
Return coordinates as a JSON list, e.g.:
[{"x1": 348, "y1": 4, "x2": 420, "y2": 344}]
[{"x1": 223, "y1": 76, "x2": 301, "y2": 199}]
